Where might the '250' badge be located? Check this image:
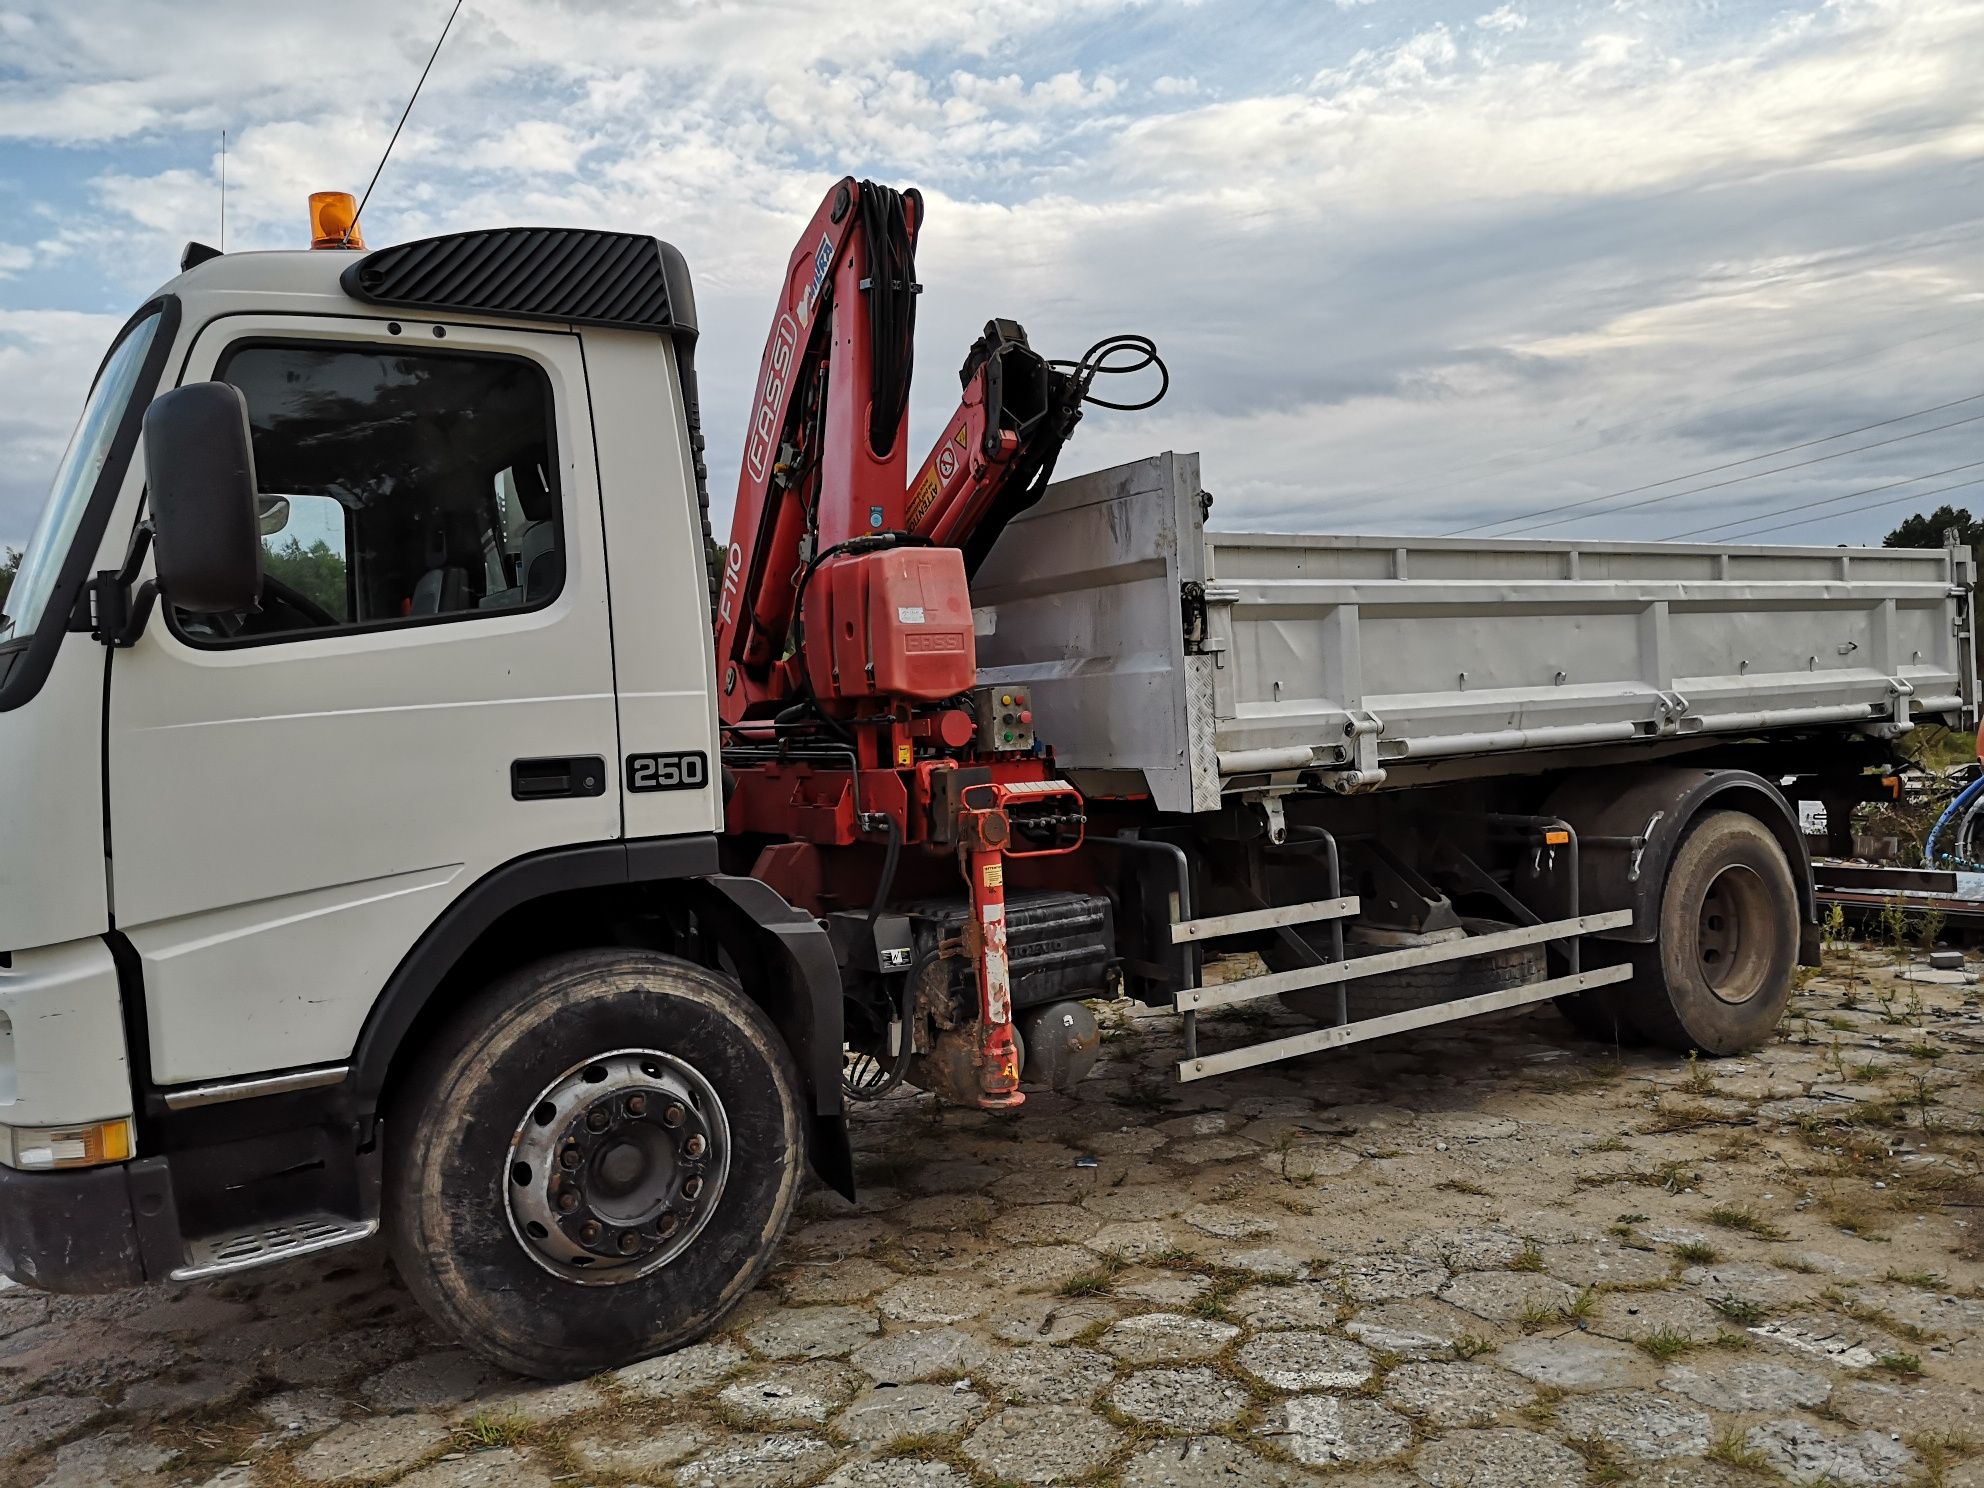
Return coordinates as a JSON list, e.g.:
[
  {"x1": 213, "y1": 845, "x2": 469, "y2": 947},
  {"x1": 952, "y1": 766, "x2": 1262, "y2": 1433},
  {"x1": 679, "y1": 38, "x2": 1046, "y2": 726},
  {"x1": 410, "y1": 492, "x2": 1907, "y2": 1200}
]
[{"x1": 625, "y1": 751, "x2": 709, "y2": 792}]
